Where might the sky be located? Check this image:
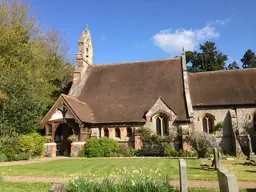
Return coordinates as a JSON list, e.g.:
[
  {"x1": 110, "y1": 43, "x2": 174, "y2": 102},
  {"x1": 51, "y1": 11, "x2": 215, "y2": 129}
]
[{"x1": 24, "y1": 0, "x2": 256, "y2": 66}]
